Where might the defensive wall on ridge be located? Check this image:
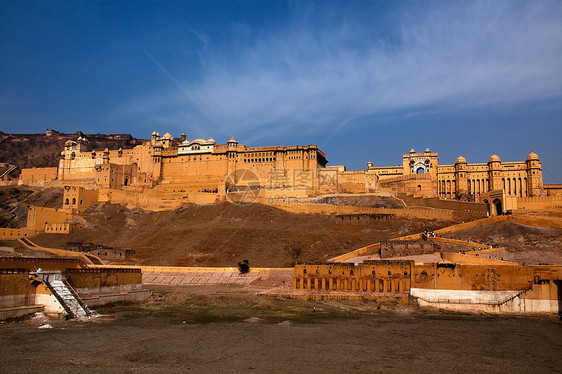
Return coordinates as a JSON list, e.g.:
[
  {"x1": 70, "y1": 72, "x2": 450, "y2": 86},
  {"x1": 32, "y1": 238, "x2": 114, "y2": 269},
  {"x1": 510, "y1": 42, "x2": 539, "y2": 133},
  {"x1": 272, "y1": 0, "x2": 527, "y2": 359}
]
[
  {"x1": 267, "y1": 203, "x2": 485, "y2": 221},
  {"x1": 397, "y1": 193, "x2": 488, "y2": 213}
]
